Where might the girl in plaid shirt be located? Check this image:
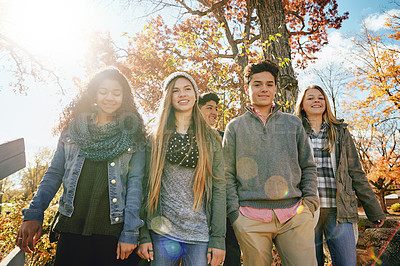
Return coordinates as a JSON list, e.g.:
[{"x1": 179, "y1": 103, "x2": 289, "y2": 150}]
[{"x1": 295, "y1": 85, "x2": 385, "y2": 266}]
